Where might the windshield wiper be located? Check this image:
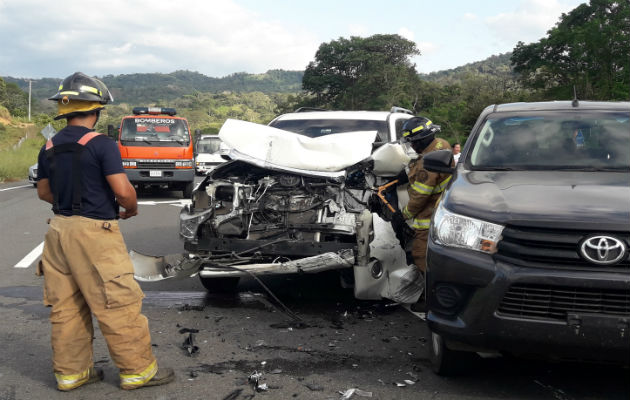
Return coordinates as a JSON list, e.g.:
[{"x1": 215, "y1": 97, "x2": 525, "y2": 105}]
[
  {"x1": 477, "y1": 166, "x2": 517, "y2": 171},
  {"x1": 555, "y1": 166, "x2": 630, "y2": 172}
]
